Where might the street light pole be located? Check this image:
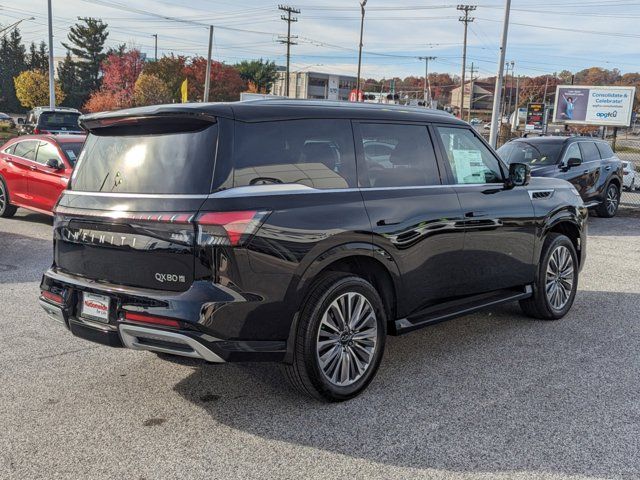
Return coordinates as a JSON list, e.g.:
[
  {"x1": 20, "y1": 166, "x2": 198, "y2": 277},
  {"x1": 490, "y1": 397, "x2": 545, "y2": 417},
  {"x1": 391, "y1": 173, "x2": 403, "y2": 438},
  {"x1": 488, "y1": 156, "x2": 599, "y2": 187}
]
[
  {"x1": 152, "y1": 34, "x2": 158, "y2": 61},
  {"x1": 47, "y1": 0, "x2": 56, "y2": 108},
  {"x1": 355, "y1": 0, "x2": 367, "y2": 101},
  {"x1": 0, "y1": 17, "x2": 35, "y2": 37},
  {"x1": 489, "y1": 0, "x2": 511, "y2": 148}
]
